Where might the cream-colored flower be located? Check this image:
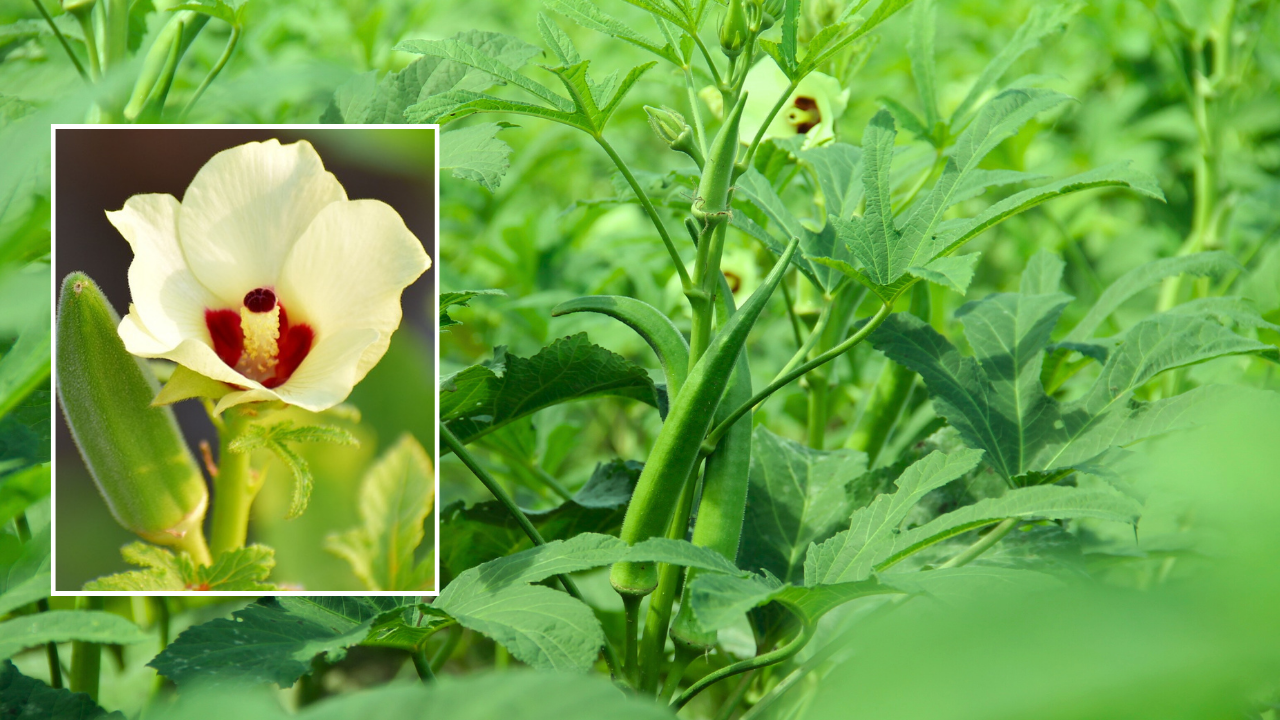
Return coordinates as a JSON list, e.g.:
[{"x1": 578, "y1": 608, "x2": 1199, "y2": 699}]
[
  {"x1": 739, "y1": 62, "x2": 850, "y2": 148},
  {"x1": 108, "y1": 139, "x2": 430, "y2": 414}
]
